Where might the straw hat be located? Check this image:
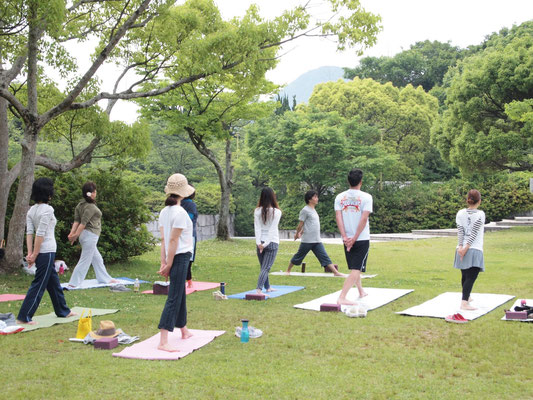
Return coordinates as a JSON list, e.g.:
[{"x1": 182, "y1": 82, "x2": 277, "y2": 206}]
[
  {"x1": 89, "y1": 320, "x2": 123, "y2": 339},
  {"x1": 164, "y1": 174, "x2": 195, "y2": 198}
]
